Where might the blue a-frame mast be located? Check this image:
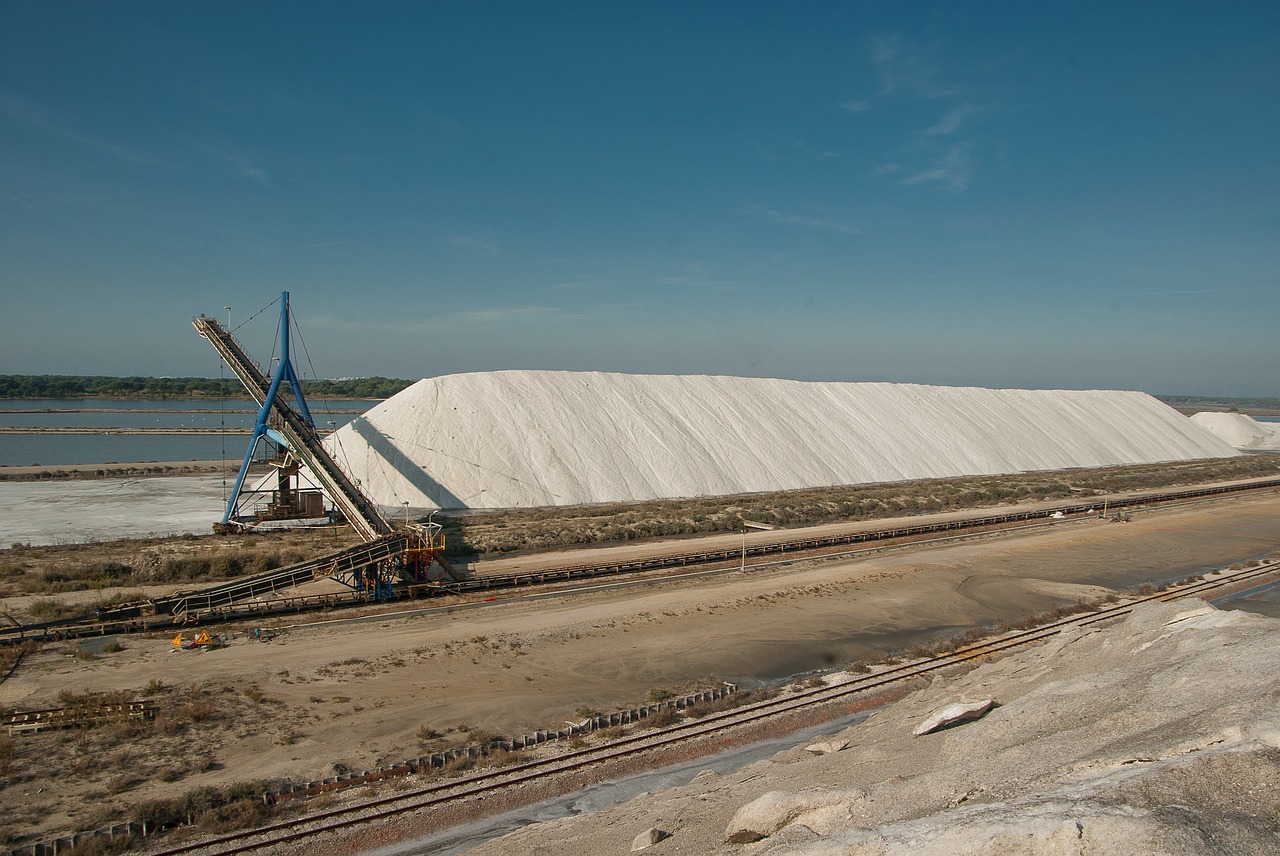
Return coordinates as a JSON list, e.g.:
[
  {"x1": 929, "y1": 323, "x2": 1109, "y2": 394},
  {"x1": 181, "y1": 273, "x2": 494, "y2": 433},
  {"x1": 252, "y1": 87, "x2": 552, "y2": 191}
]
[{"x1": 221, "y1": 291, "x2": 315, "y2": 525}]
